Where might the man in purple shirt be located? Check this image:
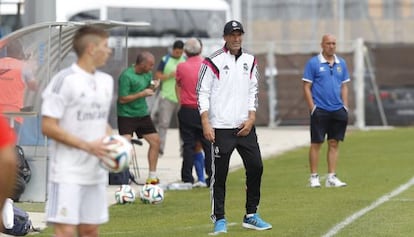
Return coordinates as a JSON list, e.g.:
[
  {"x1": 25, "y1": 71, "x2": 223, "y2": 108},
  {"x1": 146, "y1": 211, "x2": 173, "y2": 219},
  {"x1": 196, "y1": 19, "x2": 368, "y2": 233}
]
[{"x1": 175, "y1": 38, "x2": 212, "y2": 186}]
